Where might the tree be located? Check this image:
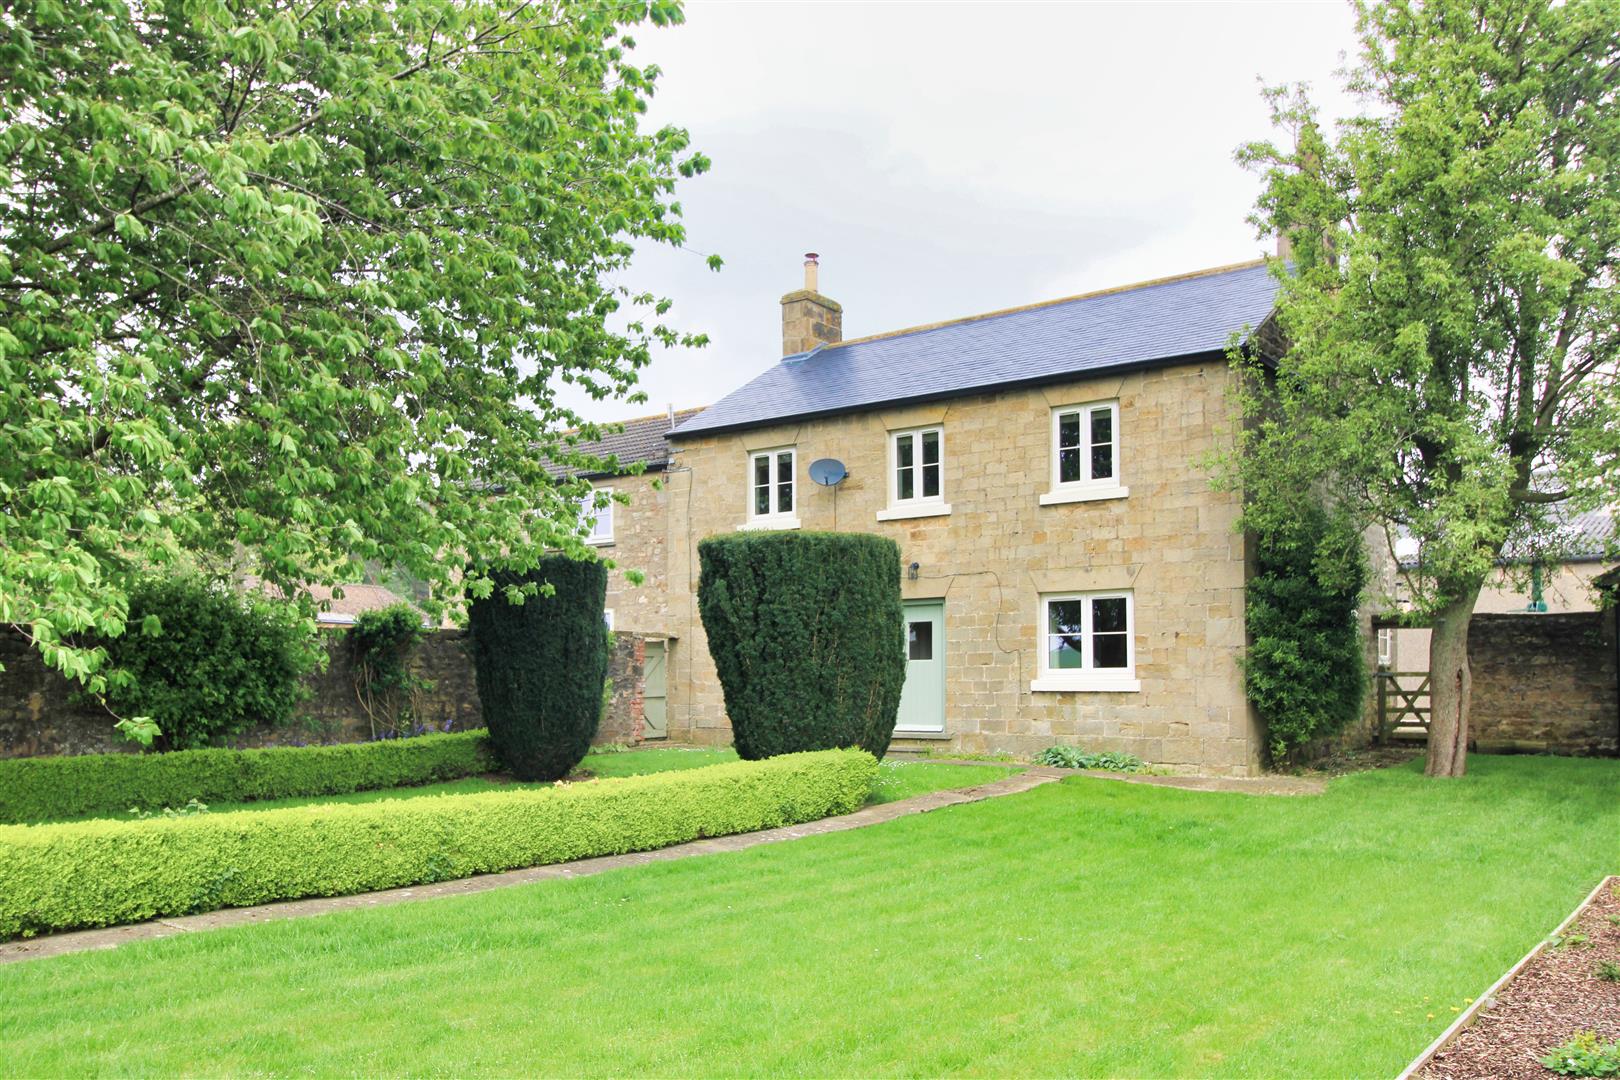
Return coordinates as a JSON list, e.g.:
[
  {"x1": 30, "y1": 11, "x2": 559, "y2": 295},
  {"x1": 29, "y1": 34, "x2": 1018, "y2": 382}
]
[
  {"x1": 0, "y1": 0, "x2": 711, "y2": 730},
  {"x1": 1232, "y1": 0, "x2": 1619, "y2": 775}
]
